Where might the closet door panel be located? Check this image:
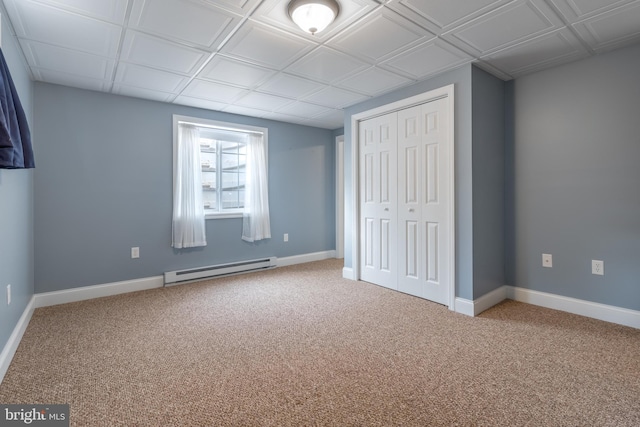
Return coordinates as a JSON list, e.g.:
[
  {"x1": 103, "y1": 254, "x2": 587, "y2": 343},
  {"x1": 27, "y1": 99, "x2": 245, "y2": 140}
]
[
  {"x1": 398, "y1": 105, "x2": 423, "y2": 296},
  {"x1": 420, "y1": 98, "x2": 450, "y2": 305},
  {"x1": 359, "y1": 112, "x2": 397, "y2": 289}
]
